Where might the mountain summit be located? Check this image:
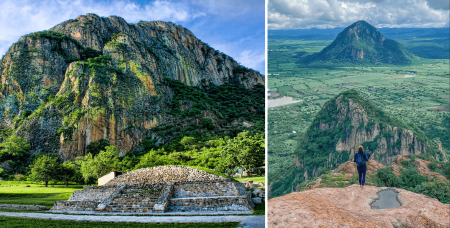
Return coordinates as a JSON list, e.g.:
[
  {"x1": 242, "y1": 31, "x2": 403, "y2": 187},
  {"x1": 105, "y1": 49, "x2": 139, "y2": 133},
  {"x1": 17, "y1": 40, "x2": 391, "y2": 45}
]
[{"x1": 302, "y1": 20, "x2": 416, "y2": 65}]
